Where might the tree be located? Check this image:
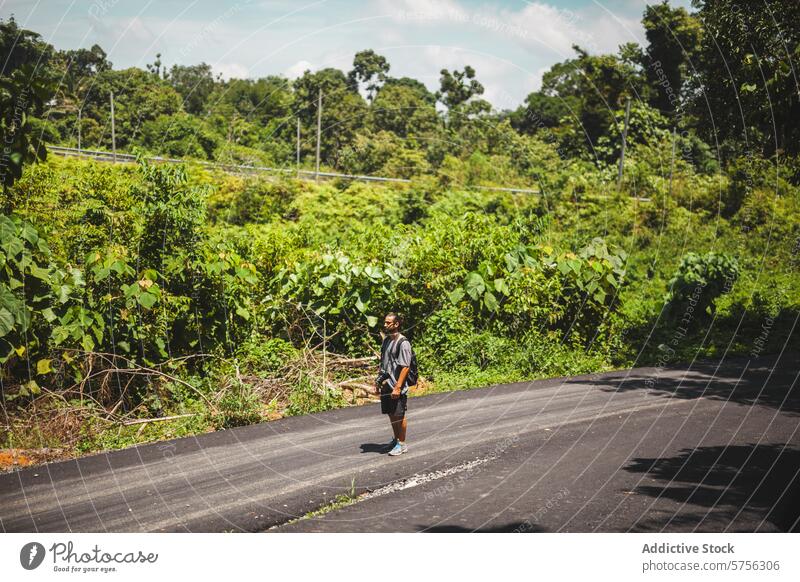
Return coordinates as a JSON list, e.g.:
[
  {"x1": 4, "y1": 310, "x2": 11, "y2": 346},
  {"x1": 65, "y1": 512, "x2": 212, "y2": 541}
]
[
  {"x1": 371, "y1": 78, "x2": 438, "y2": 137},
  {"x1": 168, "y1": 63, "x2": 216, "y2": 115},
  {"x1": 58, "y1": 44, "x2": 111, "y2": 95},
  {"x1": 510, "y1": 91, "x2": 572, "y2": 135},
  {"x1": 215, "y1": 76, "x2": 294, "y2": 125},
  {"x1": 538, "y1": 45, "x2": 645, "y2": 156},
  {"x1": 293, "y1": 68, "x2": 367, "y2": 166},
  {"x1": 0, "y1": 17, "x2": 58, "y2": 193},
  {"x1": 382, "y1": 77, "x2": 436, "y2": 104},
  {"x1": 690, "y1": 0, "x2": 800, "y2": 158},
  {"x1": 140, "y1": 112, "x2": 219, "y2": 159},
  {"x1": 643, "y1": 1, "x2": 702, "y2": 114},
  {"x1": 146, "y1": 53, "x2": 165, "y2": 78},
  {"x1": 78, "y1": 67, "x2": 183, "y2": 150},
  {"x1": 436, "y1": 65, "x2": 485, "y2": 110},
  {"x1": 348, "y1": 49, "x2": 390, "y2": 101},
  {"x1": 46, "y1": 44, "x2": 112, "y2": 146}
]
